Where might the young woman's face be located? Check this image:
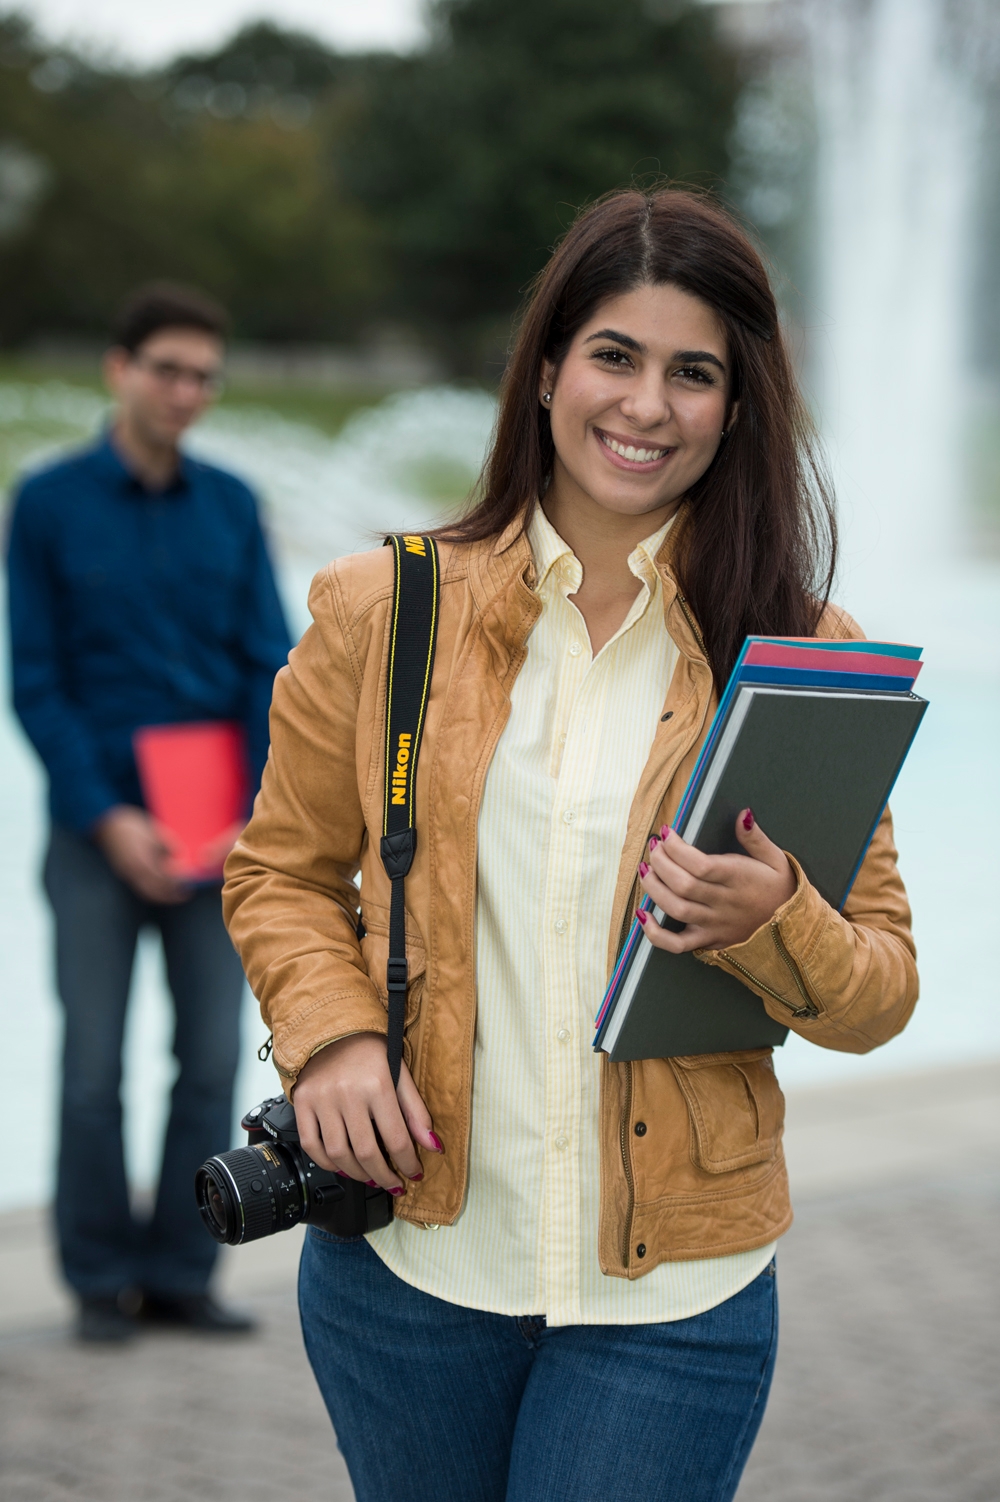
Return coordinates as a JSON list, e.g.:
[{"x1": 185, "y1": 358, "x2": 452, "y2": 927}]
[{"x1": 541, "y1": 282, "x2": 733, "y2": 521}]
